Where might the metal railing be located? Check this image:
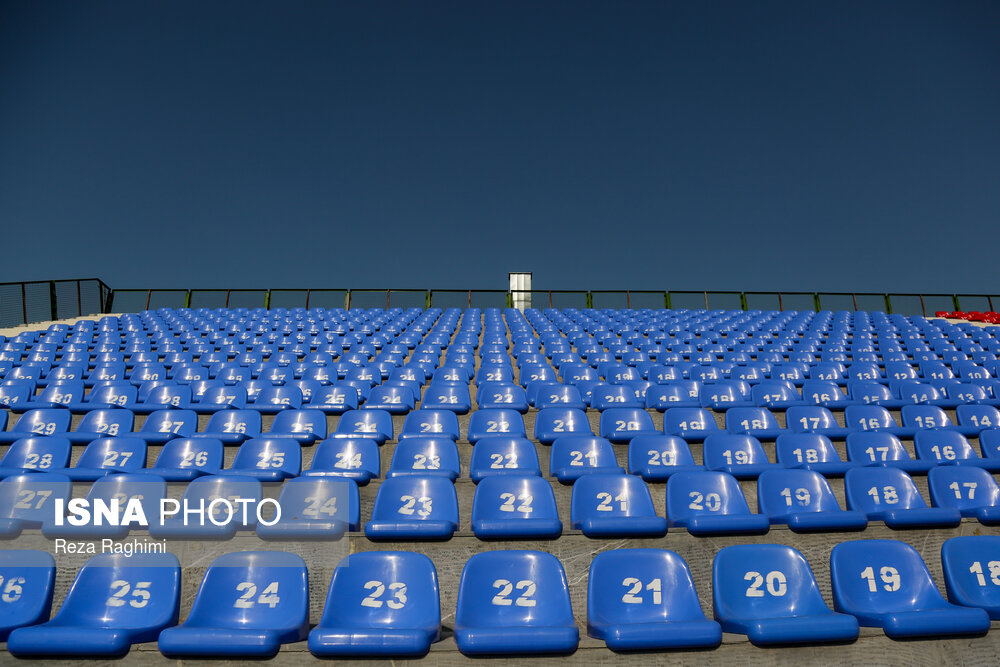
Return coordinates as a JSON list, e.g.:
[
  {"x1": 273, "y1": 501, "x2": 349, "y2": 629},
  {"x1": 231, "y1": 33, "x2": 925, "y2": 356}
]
[
  {"x1": 0, "y1": 279, "x2": 112, "y2": 328},
  {"x1": 104, "y1": 288, "x2": 1000, "y2": 318}
]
